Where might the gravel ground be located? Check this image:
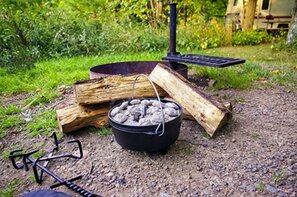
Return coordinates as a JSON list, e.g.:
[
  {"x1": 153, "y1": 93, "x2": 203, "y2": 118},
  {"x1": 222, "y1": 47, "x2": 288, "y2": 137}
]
[{"x1": 0, "y1": 86, "x2": 296, "y2": 197}]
